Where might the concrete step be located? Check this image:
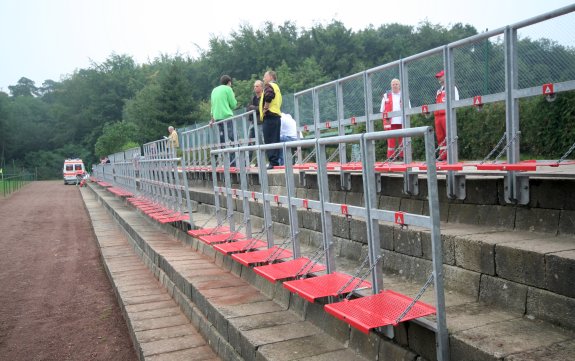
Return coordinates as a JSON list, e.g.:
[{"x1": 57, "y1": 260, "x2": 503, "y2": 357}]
[
  {"x1": 81, "y1": 189, "x2": 221, "y2": 361},
  {"x1": 87, "y1": 183, "x2": 575, "y2": 361},
  {"x1": 84, "y1": 185, "x2": 371, "y2": 361}
]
